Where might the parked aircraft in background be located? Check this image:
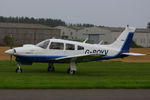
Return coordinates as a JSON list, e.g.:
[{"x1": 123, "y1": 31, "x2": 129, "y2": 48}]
[{"x1": 5, "y1": 26, "x2": 145, "y2": 74}]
